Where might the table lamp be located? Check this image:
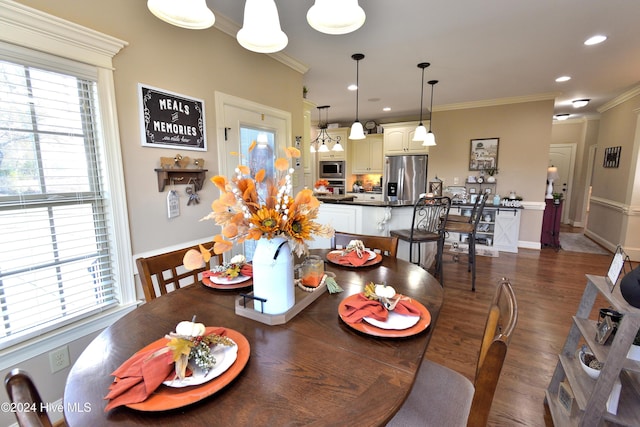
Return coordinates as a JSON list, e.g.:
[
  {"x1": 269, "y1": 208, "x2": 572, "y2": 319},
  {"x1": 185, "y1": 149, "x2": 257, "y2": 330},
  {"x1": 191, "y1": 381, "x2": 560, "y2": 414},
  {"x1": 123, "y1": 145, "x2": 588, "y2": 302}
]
[{"x1": 546, "y1": 166, "x2": 559, "y2": 199}]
